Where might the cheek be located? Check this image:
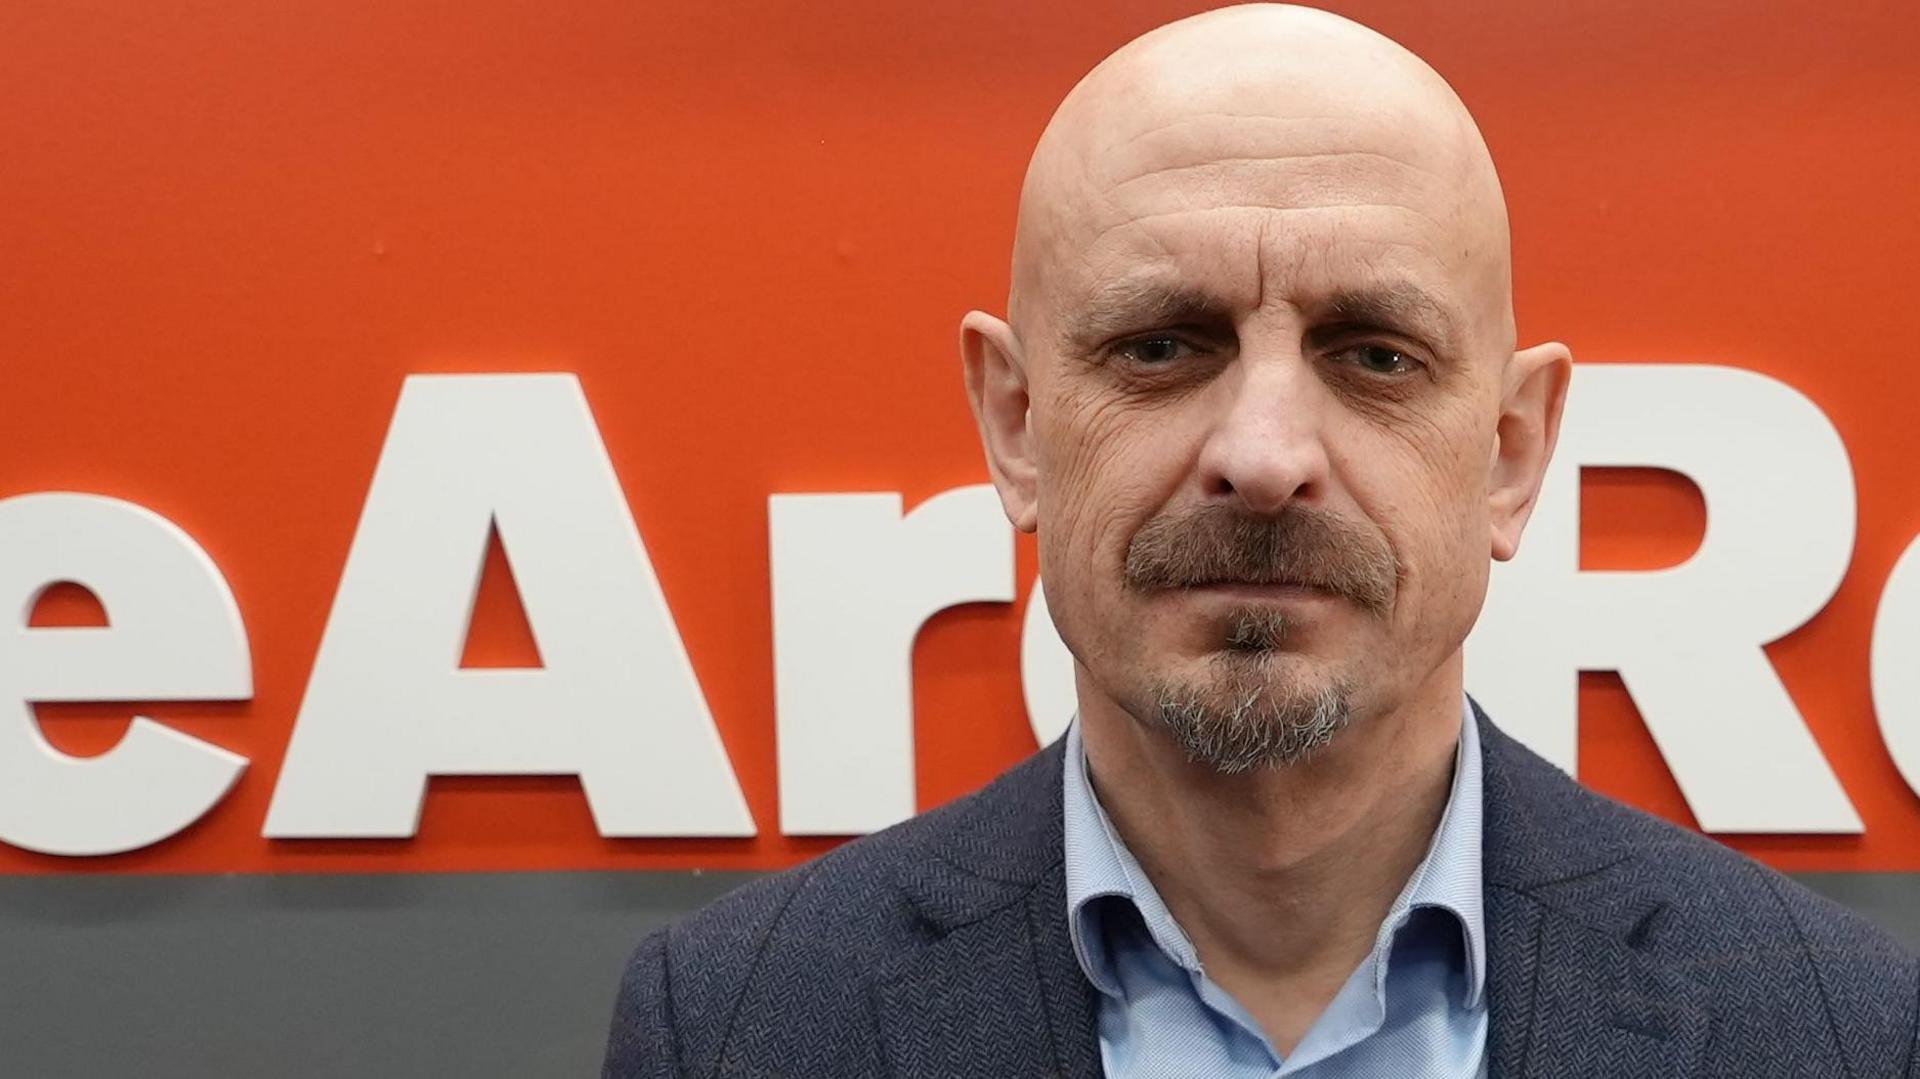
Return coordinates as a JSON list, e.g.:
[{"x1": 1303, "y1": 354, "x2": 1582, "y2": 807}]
[
  {"x1": 1030, "y1": 376, "x2": 1189, "y2": 583},
  {"x1": 1341, "y1": 396, "x2": 1494, "y2": 619}
]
